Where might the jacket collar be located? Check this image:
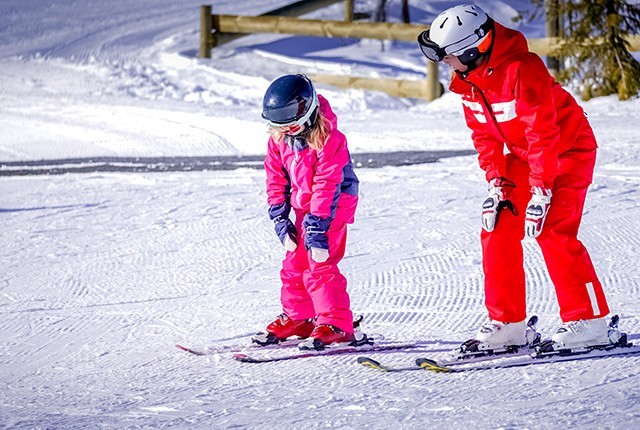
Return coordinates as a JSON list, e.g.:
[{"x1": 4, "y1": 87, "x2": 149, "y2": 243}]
[{"x1": 450, "y1": 22, "x2": 529, "y2": 93}]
